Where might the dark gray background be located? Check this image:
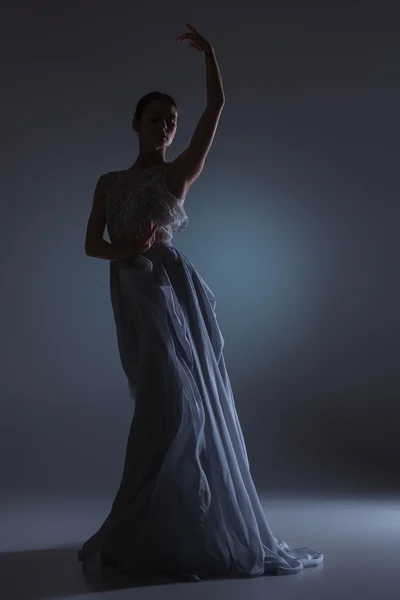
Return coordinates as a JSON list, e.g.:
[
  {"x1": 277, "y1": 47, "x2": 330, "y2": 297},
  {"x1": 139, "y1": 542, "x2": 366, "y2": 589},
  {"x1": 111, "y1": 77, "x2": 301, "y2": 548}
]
[{"x1": 1, "y1": 0, "x2": 399, "y2": 498}]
